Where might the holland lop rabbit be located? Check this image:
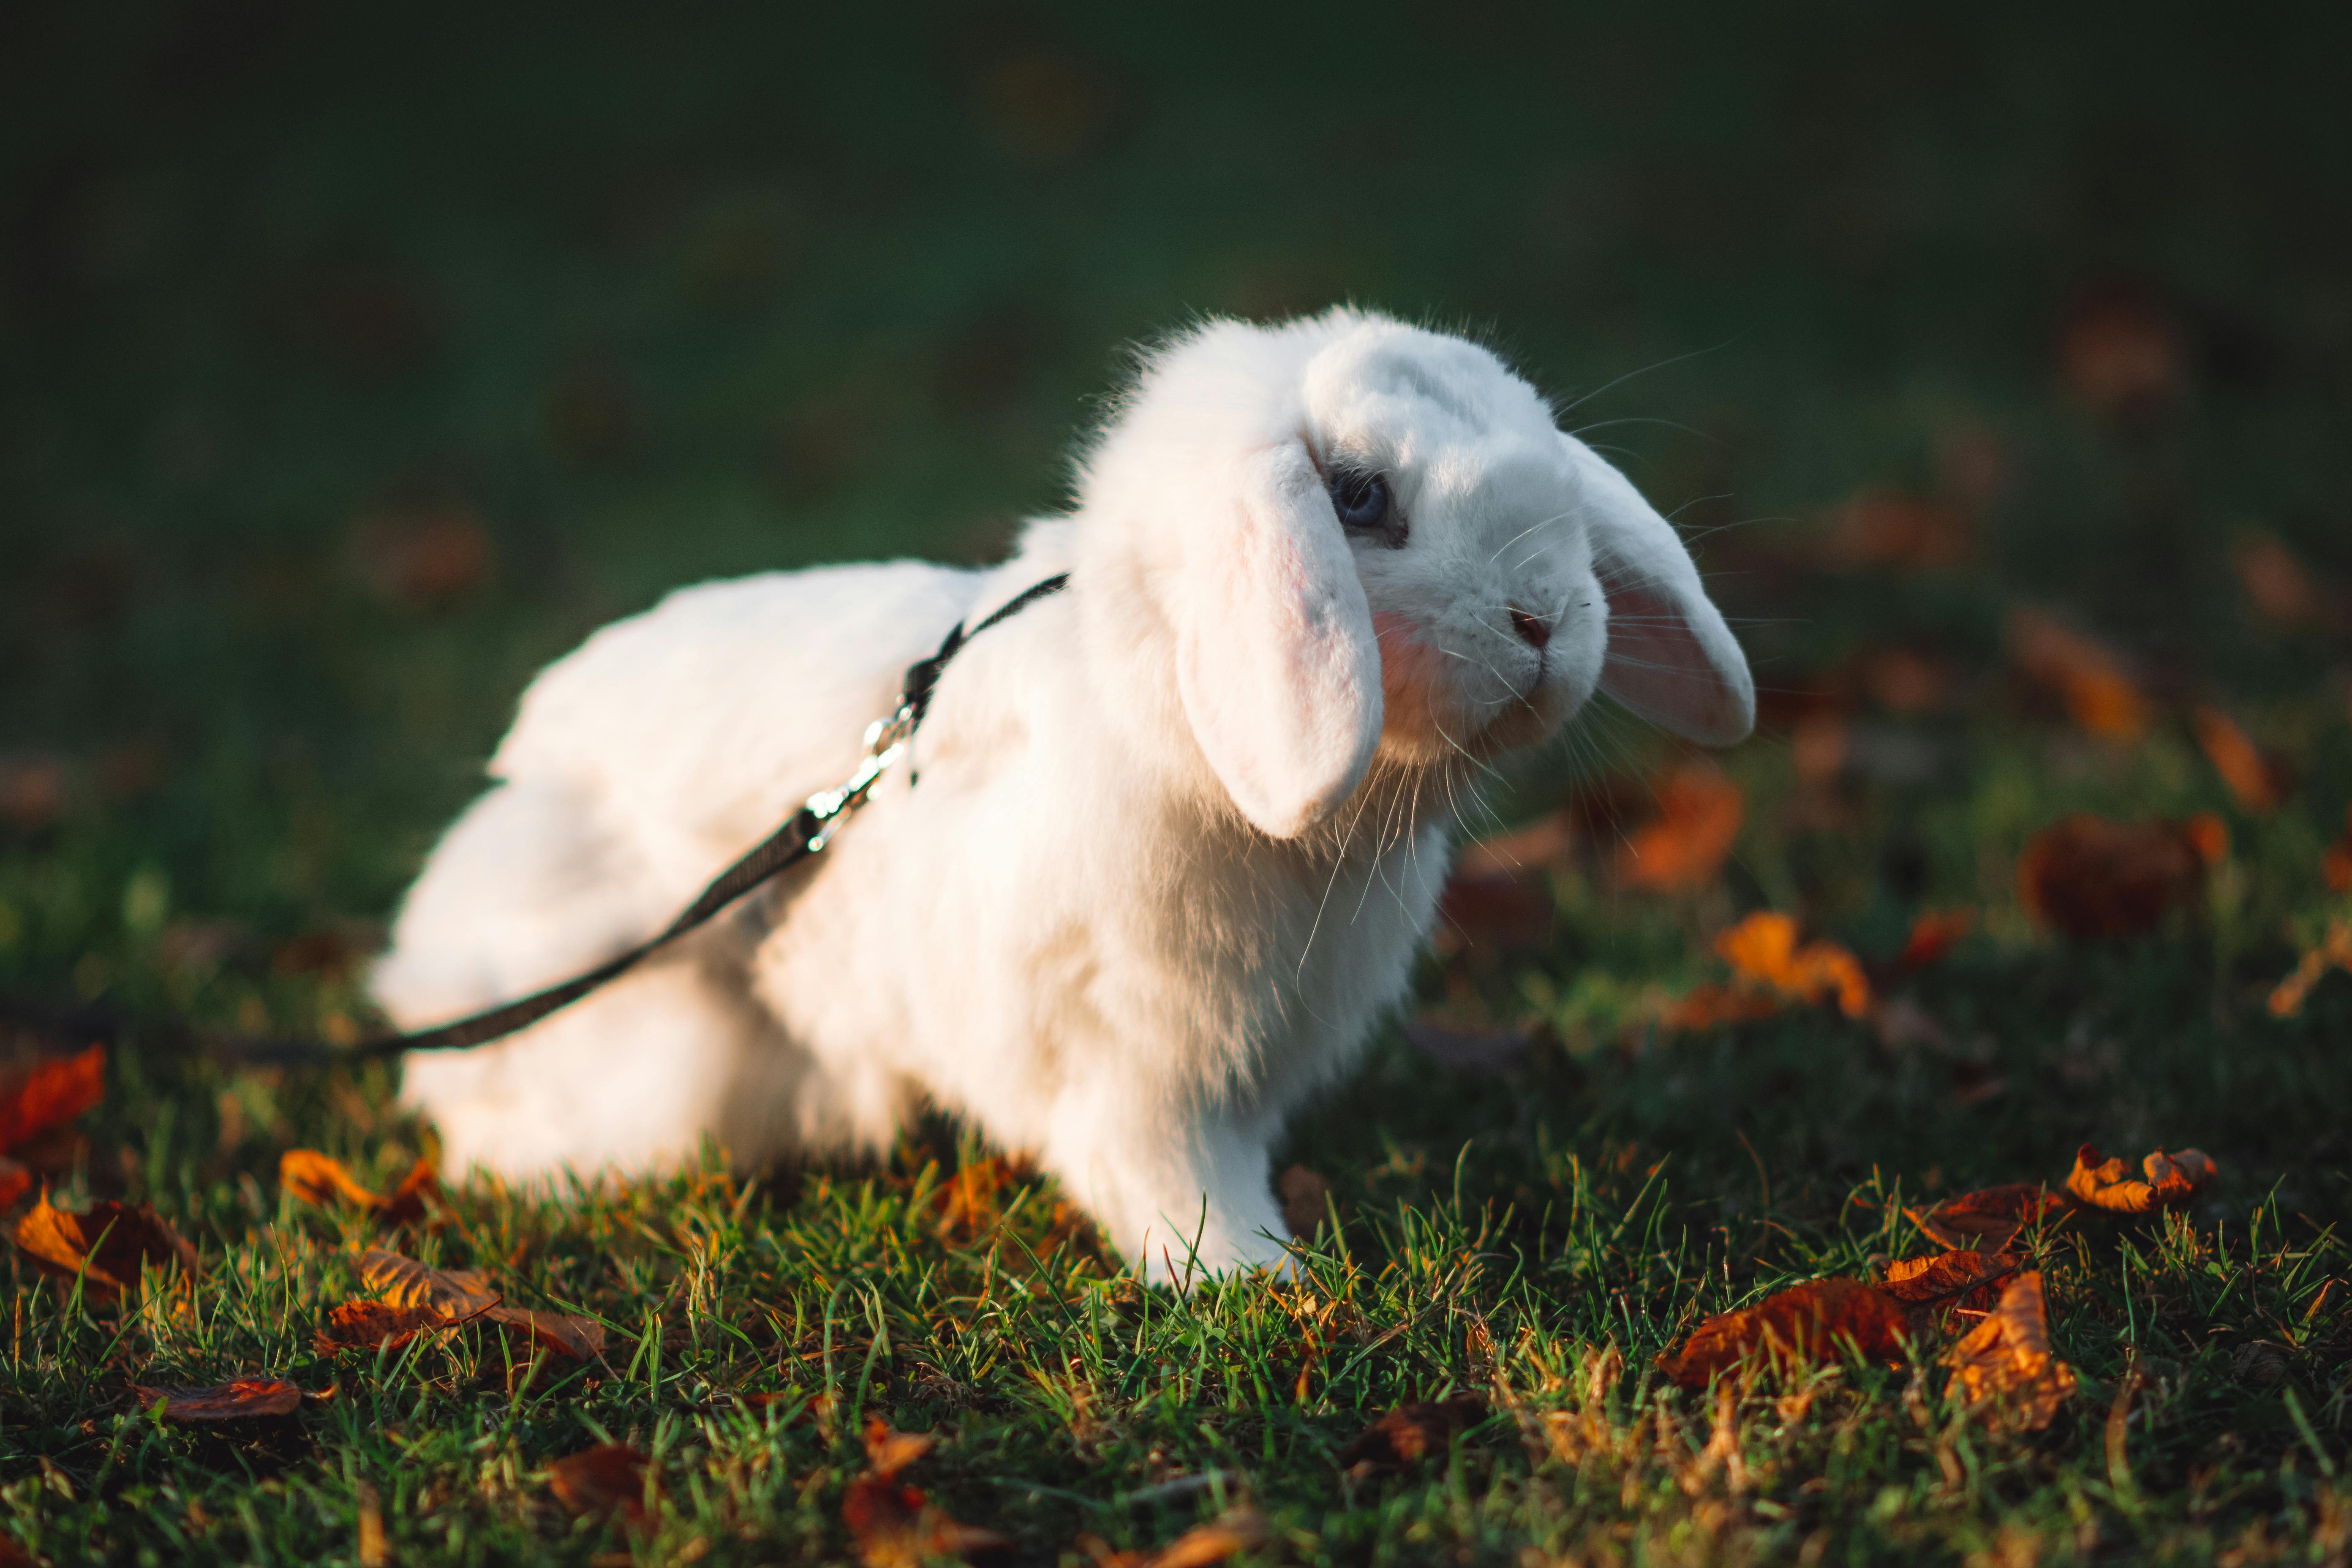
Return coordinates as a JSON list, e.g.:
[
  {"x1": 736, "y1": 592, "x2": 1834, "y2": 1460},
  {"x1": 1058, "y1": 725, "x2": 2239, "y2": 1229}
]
[{"x1": 373, "y1": 308, "x2": 1753, "y2": 1284}]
